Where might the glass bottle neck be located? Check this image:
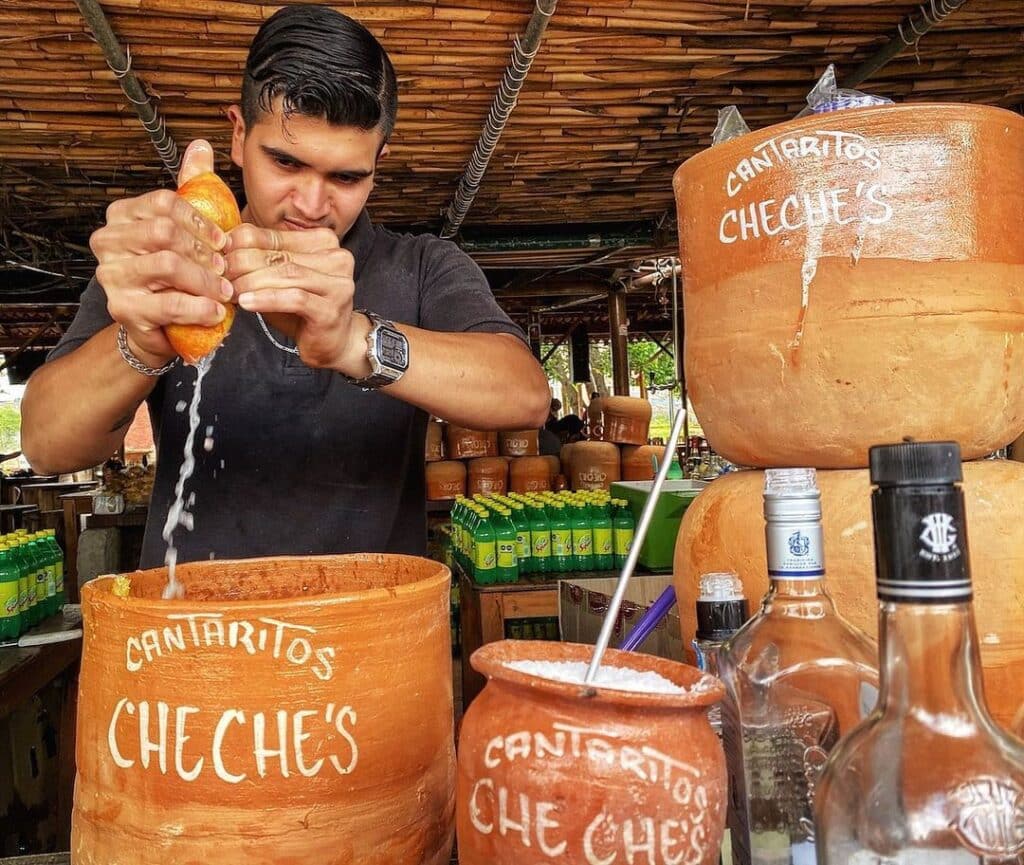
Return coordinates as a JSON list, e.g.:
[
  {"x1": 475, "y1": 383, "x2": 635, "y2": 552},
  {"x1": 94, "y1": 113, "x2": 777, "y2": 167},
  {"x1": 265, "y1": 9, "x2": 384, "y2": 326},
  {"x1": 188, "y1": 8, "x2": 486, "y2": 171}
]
[{"x1": 876, "y1": 601, "x2": 994, "y2": 726}]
